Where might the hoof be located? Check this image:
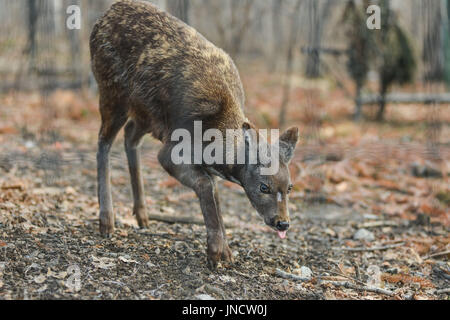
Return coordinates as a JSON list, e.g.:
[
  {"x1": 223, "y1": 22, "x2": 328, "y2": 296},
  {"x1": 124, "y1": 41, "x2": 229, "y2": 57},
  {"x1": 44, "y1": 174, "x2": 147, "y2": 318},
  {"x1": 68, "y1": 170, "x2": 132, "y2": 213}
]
[
  {"x1": 134, "y1": 207, "x2": 149, "y2": 228},
  {"x1": 206, "y1": 241, "x2": 233, "y2": 270},
  {"x1": 99, "y1": 214, "x2": 114, "y2": 238},
  {"x1": 136, "y1": 215, "x2": 150, "y2": 228}
]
